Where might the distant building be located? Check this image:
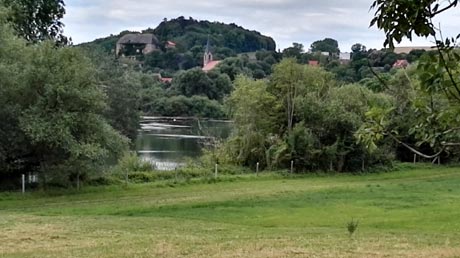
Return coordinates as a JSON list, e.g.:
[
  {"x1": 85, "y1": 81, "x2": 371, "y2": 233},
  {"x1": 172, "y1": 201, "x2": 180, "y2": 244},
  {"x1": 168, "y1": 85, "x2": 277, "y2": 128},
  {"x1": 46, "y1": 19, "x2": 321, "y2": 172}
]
[
  {"x1": 160, "y1": 77, "x2": 173, "y2": 84},
  {"x1": 116, "y1": 33, "x2": 160, "y2": 57},
  {"x1": 308, "y1": 60, "x2": 319, "y2": 66},
  {"x1": 393, "y1": 59, "x2": 409, "y2": 69},
  {"x1": 153, "y1": 73, "x2": 173, "y2": 84},
  {"x1": 339, "y1": 52, "x2": 351, "y2": 64},
  {"x1": 202, "y1": 37, "x2": 221, "y2": 72},
  {"x1": 393, "y1": 46, "x2": 433, "y2": 54},
  {"x1": 166, "y1": 41, "x2": 177, "y2": 49}
]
